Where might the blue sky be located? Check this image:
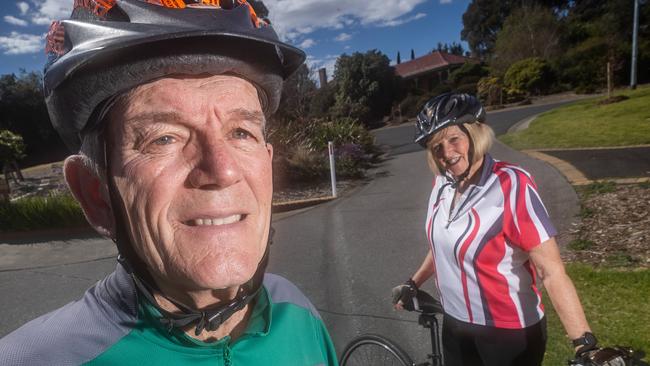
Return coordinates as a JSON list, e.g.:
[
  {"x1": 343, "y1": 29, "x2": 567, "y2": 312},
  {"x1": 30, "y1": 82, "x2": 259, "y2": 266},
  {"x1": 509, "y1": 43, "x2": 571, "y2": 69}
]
[{"x1": 0, "y1": 0, "x2": 471, "y2": 79}]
